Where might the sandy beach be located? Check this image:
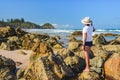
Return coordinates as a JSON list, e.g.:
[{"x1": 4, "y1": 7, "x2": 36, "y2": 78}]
[{"x1": 0, "y1": 49, "x2": 32, "y2": 69}]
